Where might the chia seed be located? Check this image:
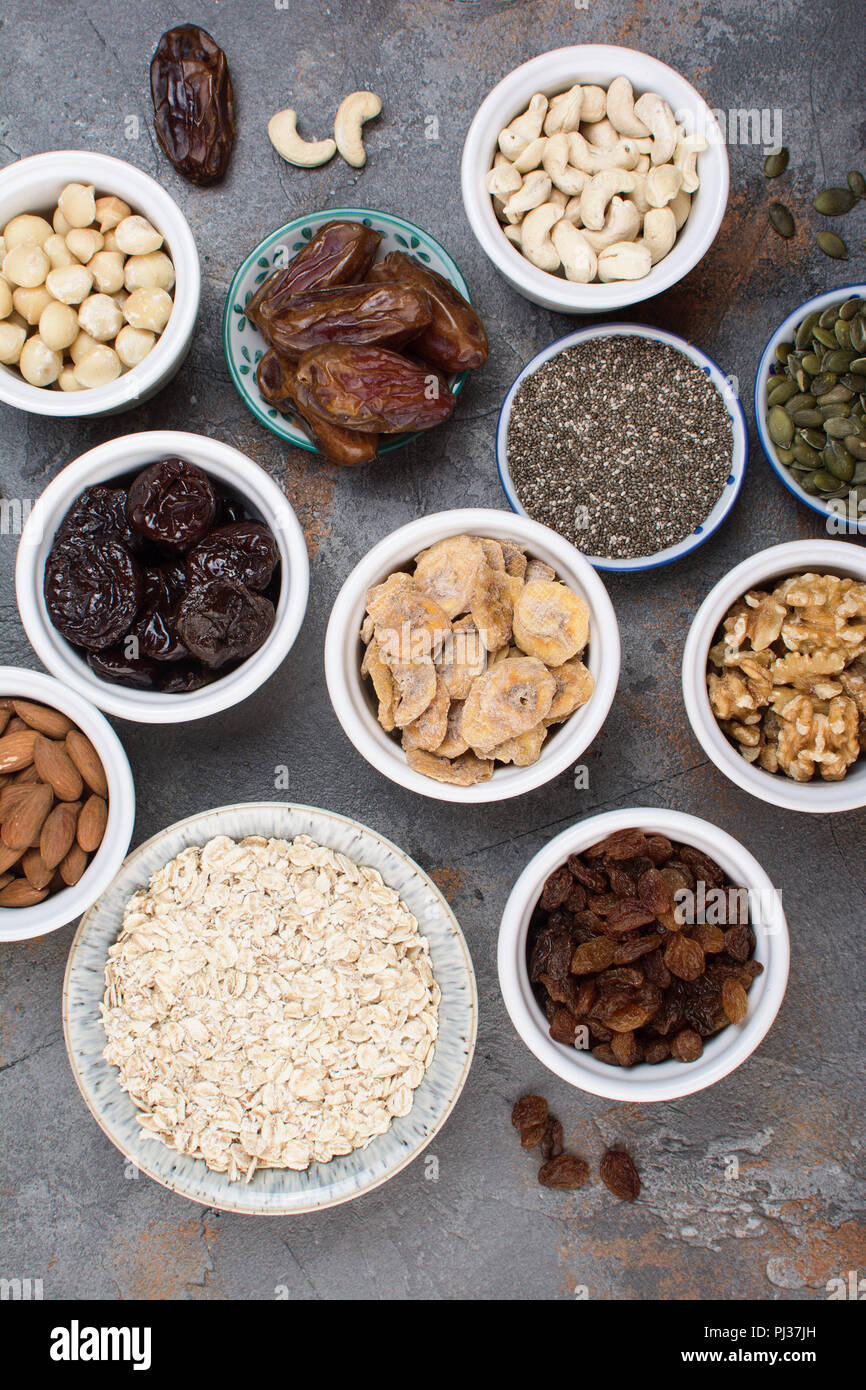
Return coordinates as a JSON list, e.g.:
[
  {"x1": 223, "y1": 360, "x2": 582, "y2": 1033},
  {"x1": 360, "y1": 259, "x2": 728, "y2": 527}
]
[{"x1": 506, "y1": 336, "x2": 735, "y2": 560}]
